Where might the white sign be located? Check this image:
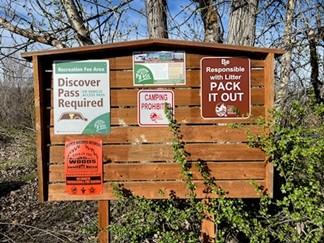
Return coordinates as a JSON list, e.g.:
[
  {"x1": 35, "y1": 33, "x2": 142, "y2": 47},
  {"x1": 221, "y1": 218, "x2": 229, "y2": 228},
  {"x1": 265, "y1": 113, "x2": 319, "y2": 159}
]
[
  {"x1": 137, "y1": 90, "x2": 174, "y2": 127},
  {"x1": 53, "y1": 60, "x2": 110, "y2": 135}
]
